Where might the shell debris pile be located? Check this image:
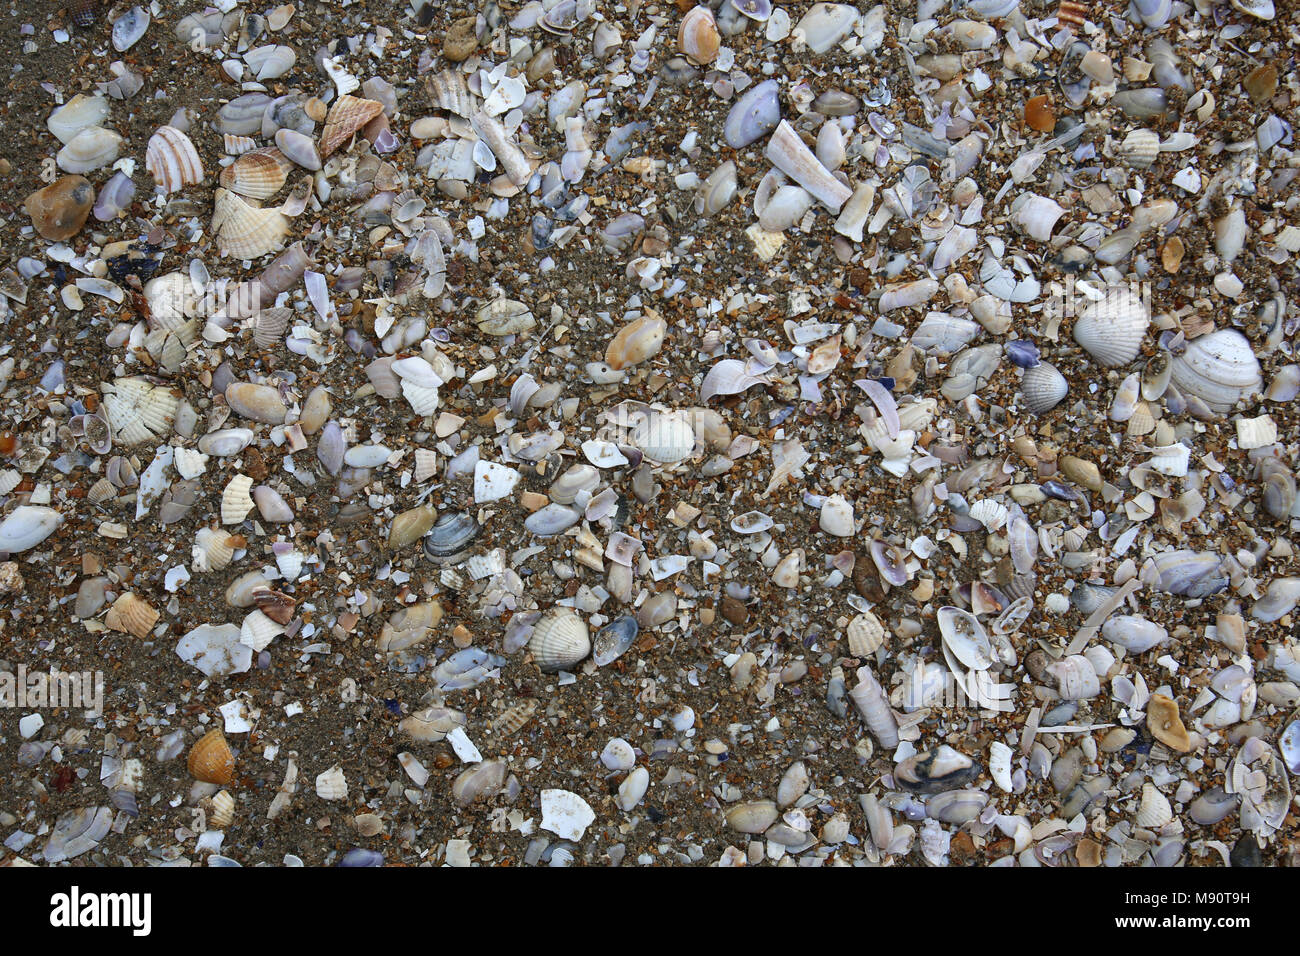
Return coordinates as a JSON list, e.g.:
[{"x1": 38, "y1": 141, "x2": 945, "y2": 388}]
[{"x1": 0, "y1": 0, "x2": 1298, "y2": 869}]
